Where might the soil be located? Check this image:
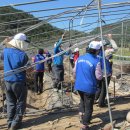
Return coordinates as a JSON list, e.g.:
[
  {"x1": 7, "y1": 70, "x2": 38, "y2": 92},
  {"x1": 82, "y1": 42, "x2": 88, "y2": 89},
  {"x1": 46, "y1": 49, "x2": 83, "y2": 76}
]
[{"x1": 0, "y1": 61, "x2": 130, "y2": 130}]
